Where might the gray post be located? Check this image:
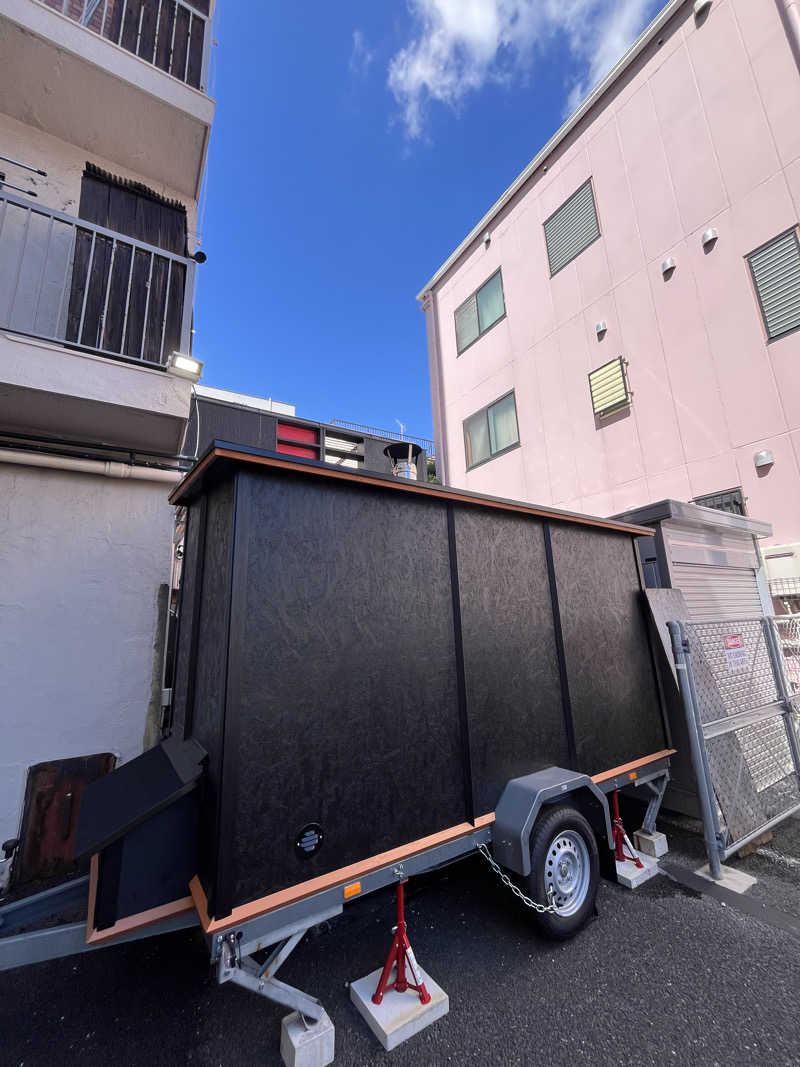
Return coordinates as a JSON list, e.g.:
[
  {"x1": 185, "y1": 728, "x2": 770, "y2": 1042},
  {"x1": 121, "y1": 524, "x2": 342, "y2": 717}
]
[
  {"x1": 199, "y1": 9, "x2": 213, "y2": 92},
  {"x1": 680, "y1": 620, "x2": 723, "y2": 848},
  {"x1": 668, "y1": 621, "x2": 722, "y2": 880},
  {"x1": 179, "y1": 257, "x2": 196, "y2": 356}
]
